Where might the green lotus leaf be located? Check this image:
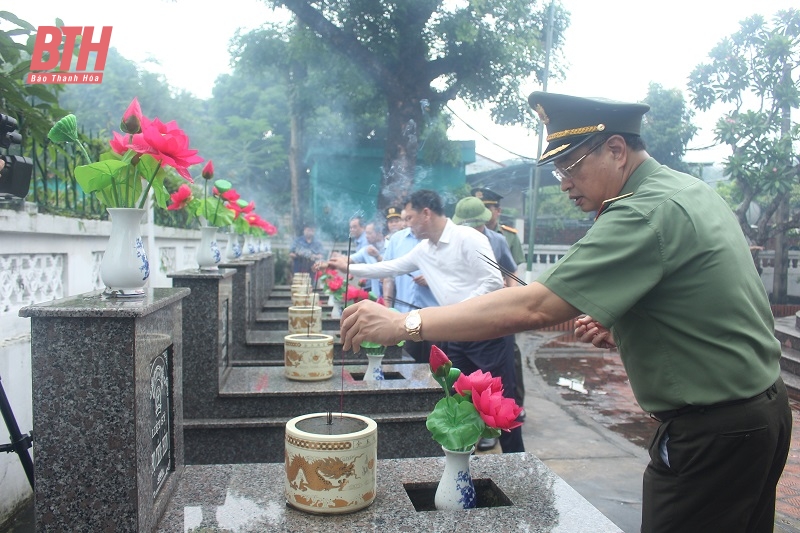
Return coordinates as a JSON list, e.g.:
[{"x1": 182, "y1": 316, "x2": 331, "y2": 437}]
[
  {"x1": 214, "y1": 179, "x2": 232, "y2": 193},
  {"x1": 47, "y1": 114, "x2": 79, "y2": 143},
  {"x1": 74, "y1": 160, "x2": 128, "y2": 195}
]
